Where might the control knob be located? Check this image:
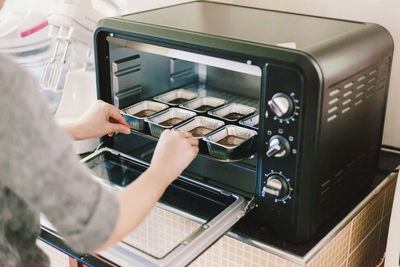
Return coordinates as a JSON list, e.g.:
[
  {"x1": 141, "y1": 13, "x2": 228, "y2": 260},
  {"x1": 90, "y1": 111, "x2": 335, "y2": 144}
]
[
  {"x1": 263, "y1": 174, "x2": 290, "y2": 199},
  {"x1": 266, "y1": 135, "x2": 291, "y2": 158},
  {"x1": 268, "y1": 92, "x2": 294, "y2": 118}
]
